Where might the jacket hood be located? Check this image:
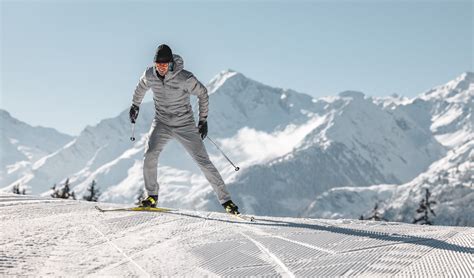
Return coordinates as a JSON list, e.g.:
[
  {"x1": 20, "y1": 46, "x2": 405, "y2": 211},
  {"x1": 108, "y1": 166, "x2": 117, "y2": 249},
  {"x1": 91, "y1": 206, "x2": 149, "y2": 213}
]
[
  {"x1": 172, "y1": 54, "x2": 184, "y2": 72},
  {"x1": 159, "y1": 54, "x2": 183, "y2": 80}
]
